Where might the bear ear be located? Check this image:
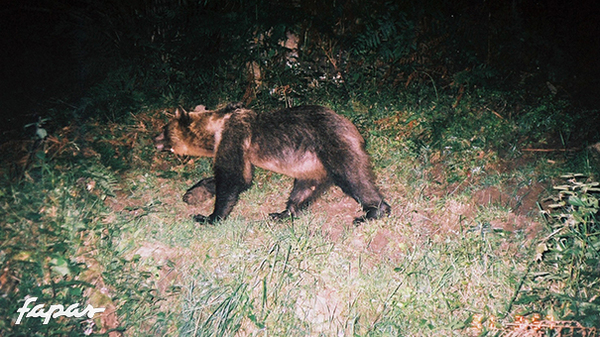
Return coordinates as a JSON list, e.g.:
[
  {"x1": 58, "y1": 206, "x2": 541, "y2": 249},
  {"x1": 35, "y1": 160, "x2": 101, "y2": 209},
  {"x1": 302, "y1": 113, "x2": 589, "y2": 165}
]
[
  {"x1": 175, "y1": 107, "x2": 191, "y2": 125},
  {"x1": 193, "y1": 105, "x2": 206, "y2": 112}
]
